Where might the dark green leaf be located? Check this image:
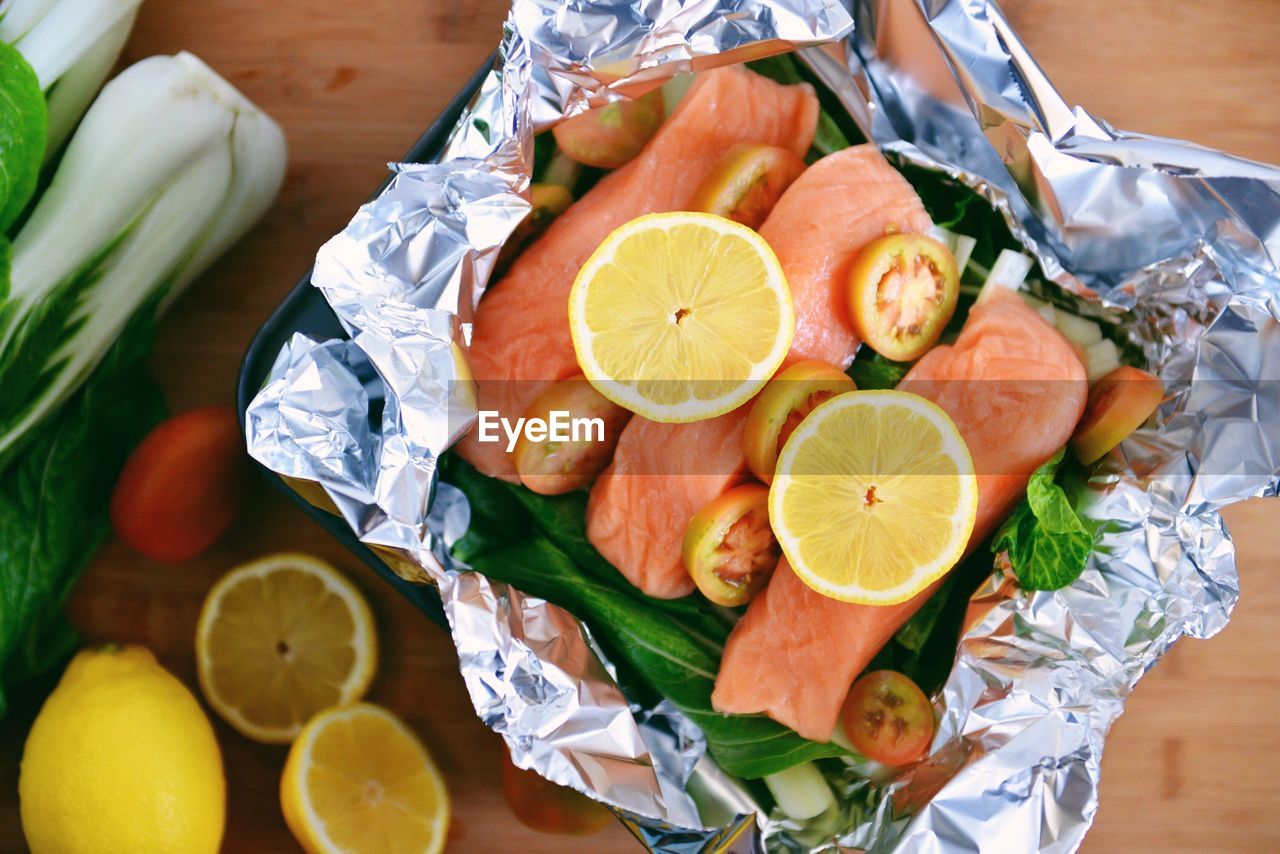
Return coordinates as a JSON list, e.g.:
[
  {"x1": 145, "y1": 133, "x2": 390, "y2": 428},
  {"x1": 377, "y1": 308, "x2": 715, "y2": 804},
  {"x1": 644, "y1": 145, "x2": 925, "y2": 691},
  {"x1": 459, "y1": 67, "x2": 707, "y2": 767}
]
[
  {"x1": 442, "y1": 456, "x2": 842, "y2": 778},
  {"x1": 992, "y1": 449, "x2": 1094, "y2": 591},
  {"x1": 848, "y1": 352, "x2": 912, "y2": 390},
  {"x1": 0, "y1": 42, "x2": 46, "y2": 233},
  {"x1": 0, "y1": 305, "x2": 166, "y2": 717},
  {"x1": 467, "y1": 537, "x2": 843, "y2": 779}
]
